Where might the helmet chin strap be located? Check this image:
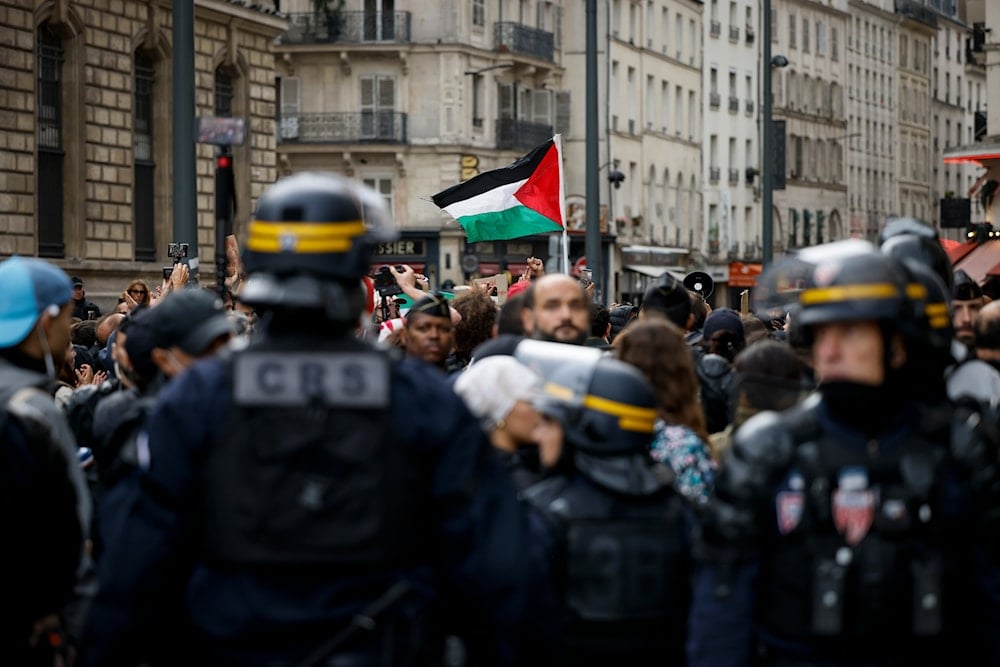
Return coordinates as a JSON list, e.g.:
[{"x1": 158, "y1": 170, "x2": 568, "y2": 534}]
[{"x1": 34, "y1": 320, "x2": 56, "y2": 380}]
